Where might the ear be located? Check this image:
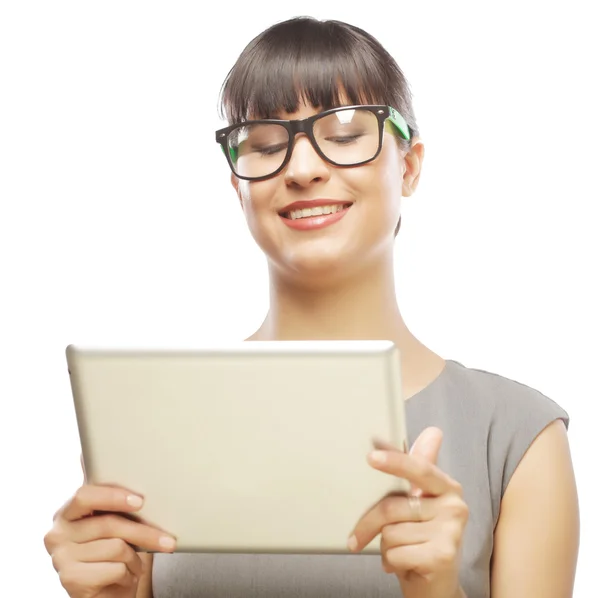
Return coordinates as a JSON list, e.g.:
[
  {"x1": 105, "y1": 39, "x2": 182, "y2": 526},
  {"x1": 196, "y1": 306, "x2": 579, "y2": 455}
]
[{"x1": 401, "y1": 137, "x2": 424, "y2": 198}]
